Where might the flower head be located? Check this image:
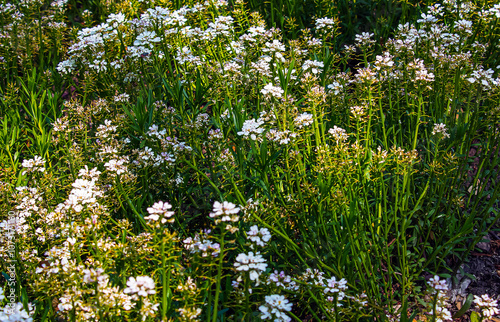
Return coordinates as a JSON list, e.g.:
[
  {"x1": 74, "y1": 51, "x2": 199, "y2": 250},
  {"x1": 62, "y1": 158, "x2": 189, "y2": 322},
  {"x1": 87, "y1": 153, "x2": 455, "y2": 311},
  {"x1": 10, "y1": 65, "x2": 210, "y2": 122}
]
[
  {"x1": 247, "y1": 225, "x2": 271, "y2": 247},
  {"x1": 474, "y1": 294, "x2": 499, "y2": 318},
  {"x1": 123, "y1": 276, "x2": 156, "y2": 297},
  {"x1": 146, "y1": 201, "x2": 175, "y2": 224},
  {"x1": 432, "y1": 123, "x2": 450, "y2": 139},
  {"x1": 234, "y1": 252, "x2": 267, "y2": 282},
  {"x1": 259, "y1": 294, "x2": 293, "y2": 321},
  {"x1": 210, "y1": 201, "x2": 240, "y2": 224}
]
